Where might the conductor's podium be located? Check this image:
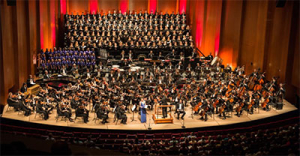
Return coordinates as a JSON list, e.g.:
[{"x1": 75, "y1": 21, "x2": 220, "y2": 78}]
[{"x1": 152, "y1": 105, "x2": 173, "y2": 124}]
